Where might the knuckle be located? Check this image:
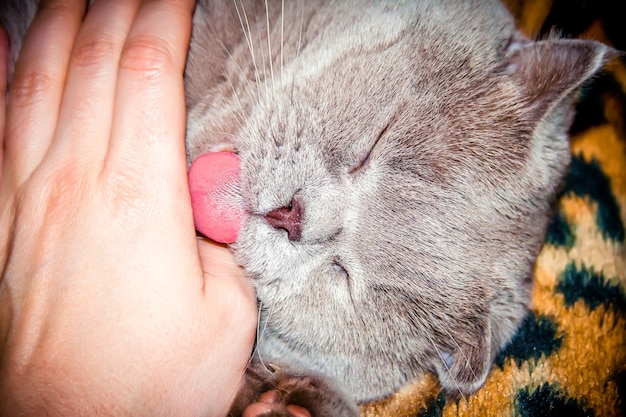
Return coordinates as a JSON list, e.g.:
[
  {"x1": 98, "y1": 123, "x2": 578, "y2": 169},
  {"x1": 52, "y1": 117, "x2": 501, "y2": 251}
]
[
  {"x1": 119, "y1": 36, "x2": 177, "y2": 74},
  {"x1": 9, "y1": 68, "x2": 56, "y2": 107},
  {"x1": 36, "y1": 0, "x2": 75, "y2": 19},
  {"x1": 15, "y1": 161, "x2": 88, "y2": 225},
  {"x1": 71, "y1": 36, "x2": 119, "y2": 69},
  {"x1": 99, "y1": 164, "x2": 153, "y2": 228}
]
